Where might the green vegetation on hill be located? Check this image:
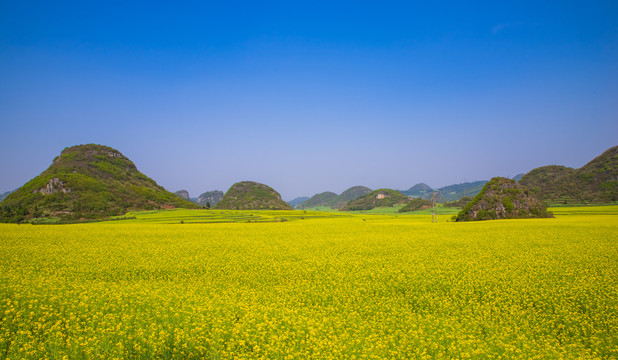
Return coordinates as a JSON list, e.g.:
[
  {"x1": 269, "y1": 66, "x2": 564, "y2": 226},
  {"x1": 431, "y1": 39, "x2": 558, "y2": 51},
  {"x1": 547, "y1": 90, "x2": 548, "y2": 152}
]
[
  {"x1": 520, "y1": 145, "x2": 618, "y2": 205},
  {"x1": 398, "y1": 198, "x2": 431, "y2": 213},
  {"x1": 443, "y1": 196, "x2": 473, "y2": 208},
  {"x1": 456, "y1": 177, "x2": 552, "y2": 221},
  {"x1": 300, "y1": 186, "x2": 372, "y2": 209},
  {"x1": 341, "y1": 189, "x2": 409, "y2": 211},
  {"x1": 400, "y1": 183, "x2": 433, "y2": 198},
  {"x1": 299, "y1": 192, "x2": 338, "y2": 209},
  {"x1": 0, "y1": 144, "x2": 198, "y2": 223},
  {"x1": 215, "y1": 181, "x2": 292, "y2": 210},
  {"x1": 331, "y1": 186, "x2": 372, "y2": 209}
]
